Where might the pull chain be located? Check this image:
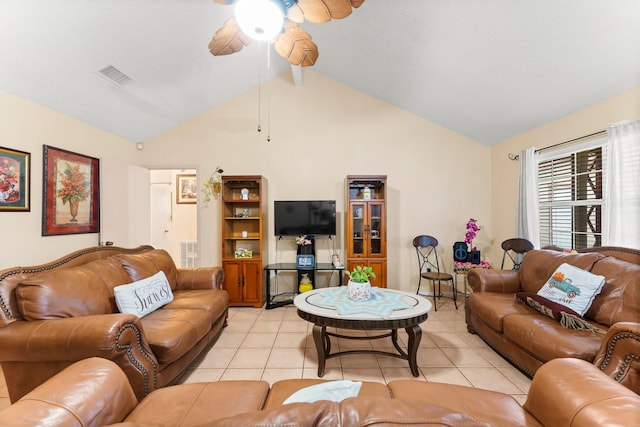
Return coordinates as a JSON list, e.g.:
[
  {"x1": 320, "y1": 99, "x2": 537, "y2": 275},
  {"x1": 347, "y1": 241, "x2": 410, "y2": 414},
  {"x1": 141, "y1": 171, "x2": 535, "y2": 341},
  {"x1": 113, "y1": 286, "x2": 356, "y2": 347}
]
[
  {"x1": 266, "y1": 43, "x2": 271, "y2": 142},
  {"x1": 257, "y1": 41, "x2": 262, "y2": 133}
]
